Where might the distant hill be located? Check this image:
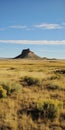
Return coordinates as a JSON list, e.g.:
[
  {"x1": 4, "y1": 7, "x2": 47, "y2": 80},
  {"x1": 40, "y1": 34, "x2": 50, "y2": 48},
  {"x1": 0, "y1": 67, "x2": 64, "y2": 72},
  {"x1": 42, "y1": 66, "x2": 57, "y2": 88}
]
[
  {"x1": 43, "y1": 57, "x2": 57, "y2": 60},
  {"x1": 14, "y1": 48, "x2": 41, "y2": 60}
]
